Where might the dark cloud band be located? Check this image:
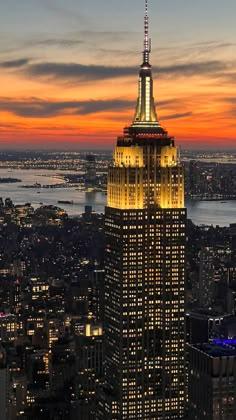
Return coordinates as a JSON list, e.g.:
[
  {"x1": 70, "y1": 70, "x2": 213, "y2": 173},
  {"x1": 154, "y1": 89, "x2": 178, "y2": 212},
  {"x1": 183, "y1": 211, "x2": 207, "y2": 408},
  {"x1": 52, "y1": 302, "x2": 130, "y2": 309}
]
[
  {"x1": 0, "y1": 58, "x2": 30, "y2": 68},
  {"x1": 0, "y1": 97, "x2": 192, "y2": 120},
  {"x1": 26, "y1": 62, "x2": 136, "y2": 81},
  {"x1": 0, "y1": 56, "x2": 229, "y2": 82},
  {"x1": 25, "y1": 60, "x2": 228, "y2": 82},
  {"x1": 162, "y1": 112, "x2": 193, "y2": 120},
  {"x1": 0, "y1": 98, "x2": 134, "y2": 118}
]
